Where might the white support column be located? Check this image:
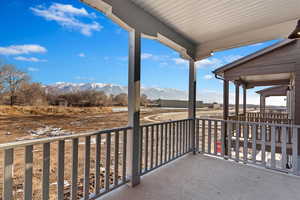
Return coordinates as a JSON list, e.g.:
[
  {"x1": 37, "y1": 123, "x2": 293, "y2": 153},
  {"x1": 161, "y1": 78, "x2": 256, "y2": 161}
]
[
  {"x1": 188, "y1": 59, "x2": 196, "y2": 154},
  {"x1": 127, "y1": 30, "x2": 141, "y2": 186},
  {"x1": 243, "y1": 85, "x2": 247, "y2": 115}
]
